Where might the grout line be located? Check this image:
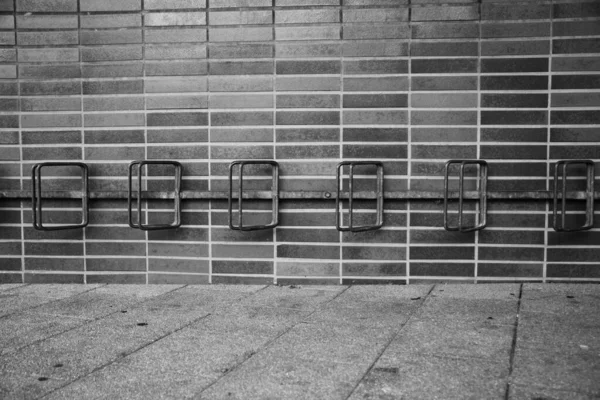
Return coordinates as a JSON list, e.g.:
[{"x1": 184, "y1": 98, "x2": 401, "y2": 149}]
[
  {"x1": 142, "y1": 6, "x2": 149, "y2": 286},
  {"x1": 475, "y1": 0, "x2": 482, "y2": 284},
  {"x1": 76, "y1": 0, "x2": 88, "y2": 285},
  {"x1": 272, "y1": 0, "x2": 277, "y2": 285},
  {"x1": 406, "y1": 2, "x2": 412, "y2": 285},
  {"x1": 544, "y1": 0, "x2": 554, "y2": 284},
  {"x1": 338, "y1": 0, "x2": 343, "y2": 285},
  {"x1": 14, "y1": 0, "x2": 24, "y2": 285},
  {"x1": 207, "y1": 0, "x2": 213, "y2": 285}
]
